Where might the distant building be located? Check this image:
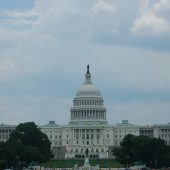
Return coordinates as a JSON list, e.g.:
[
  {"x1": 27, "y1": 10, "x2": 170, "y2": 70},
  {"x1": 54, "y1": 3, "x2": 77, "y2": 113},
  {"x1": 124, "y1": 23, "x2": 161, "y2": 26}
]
[
  {"x1": 140, "y1": 123, "x2": 170, "y2": 145},
  {"x1": 0, "y1": 123, "x2": 16, "y2": 142},
  {"x1": 40, "y1": 66, "x2": 170, "y2": 159},
  {"x1": 113, "y1": 120, "x2": 140, "y2": 146}
]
